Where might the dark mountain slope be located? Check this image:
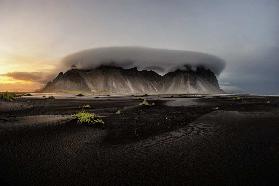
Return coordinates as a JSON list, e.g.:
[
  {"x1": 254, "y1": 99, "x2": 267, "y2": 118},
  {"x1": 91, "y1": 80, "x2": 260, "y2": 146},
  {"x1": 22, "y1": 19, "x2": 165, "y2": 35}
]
[{"x1": 42, "y1": 65, "x2": 223, "y2": 94}]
